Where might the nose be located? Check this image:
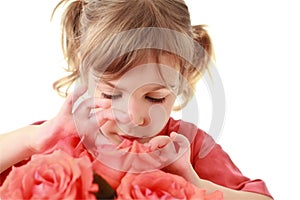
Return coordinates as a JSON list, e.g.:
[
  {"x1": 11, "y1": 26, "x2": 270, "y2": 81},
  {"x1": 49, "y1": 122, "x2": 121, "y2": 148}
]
[
  {"x1": 130, "y1": 115, "x2": 145, "y2": 126},
  {"x1": 128, "y1": 97, "x2": 148, "y2": 126}
]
